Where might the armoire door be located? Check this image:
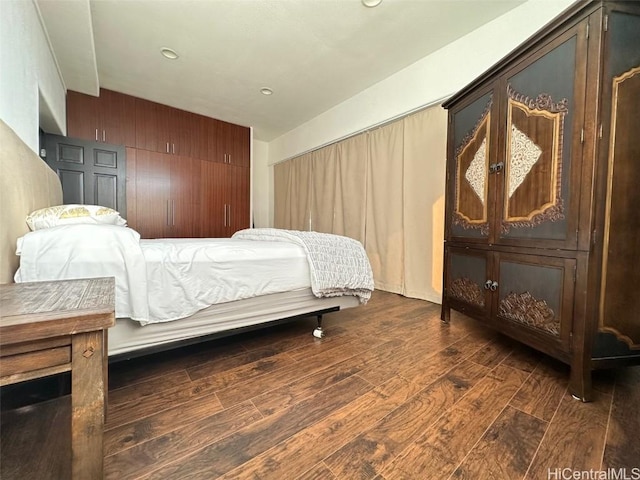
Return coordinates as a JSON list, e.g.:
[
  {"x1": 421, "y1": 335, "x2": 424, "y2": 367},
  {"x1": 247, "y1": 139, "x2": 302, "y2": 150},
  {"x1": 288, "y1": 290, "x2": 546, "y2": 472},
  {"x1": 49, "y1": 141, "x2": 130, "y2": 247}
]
[
  {"x1": 596, "y1": 5, "x2": 640, "y2": 352},
  {"x1": 446, "y1": 85, "x2": 499, "y2": 245},
  {"x1": 43, "y1": 134, "x2": 126, "y2": 214},
  {"x1": 495, "y1": 19, "x2": 588, "y2": 249},
  {"x1": 494, "y1": 252, "x2": 575, "y2": 354},
  {"x1": 444, "y1": 246, "x2": 492, "y2": 320}
]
